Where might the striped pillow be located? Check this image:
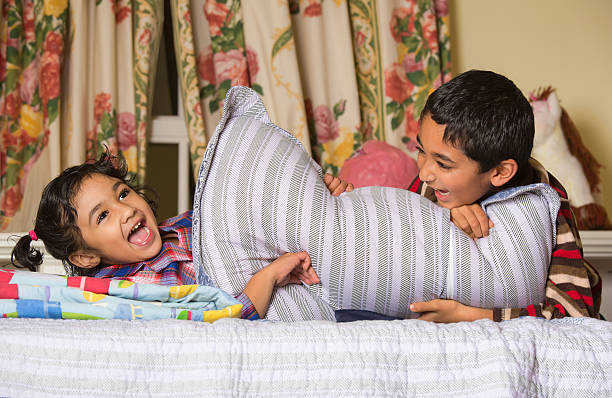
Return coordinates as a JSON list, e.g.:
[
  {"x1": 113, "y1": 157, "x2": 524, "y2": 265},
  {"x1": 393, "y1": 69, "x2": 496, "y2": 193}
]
[{"x1": 192, "y1": 86, "x2": 560, "y2": 321}]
